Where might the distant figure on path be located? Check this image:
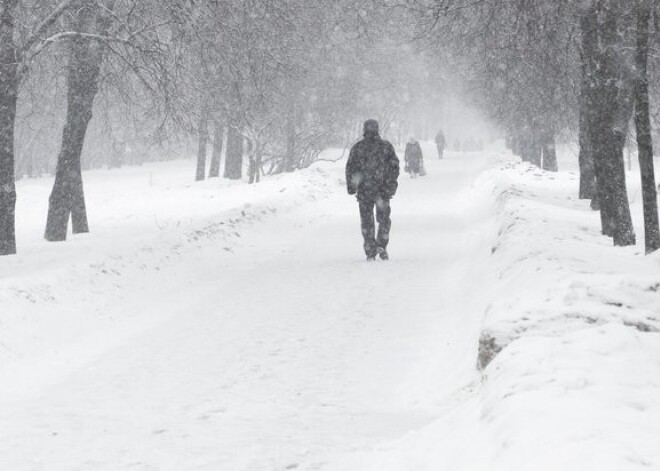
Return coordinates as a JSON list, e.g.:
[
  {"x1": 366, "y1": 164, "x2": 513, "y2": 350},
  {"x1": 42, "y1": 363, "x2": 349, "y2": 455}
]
[
  {"x1": 416, "y1": 140, "x2": 426, "y2": 176},
  {"x1": 435, "y1": 129, "x2": 447, "y2": 159},
  {"x1": 346, "y1": 119, "x2": 400, "y2": 261},
  {"x1": 404, "y1": 137, "x2": 423, "y2": 178}
]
